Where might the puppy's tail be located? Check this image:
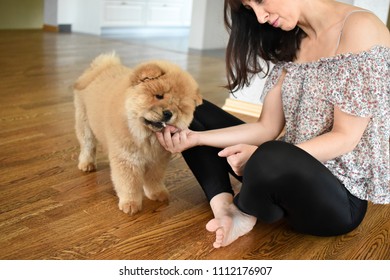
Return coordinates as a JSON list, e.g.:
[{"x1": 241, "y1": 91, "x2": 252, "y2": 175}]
[{"x1": 74, "y1": 52, "x2": 121, "y2": 91}]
